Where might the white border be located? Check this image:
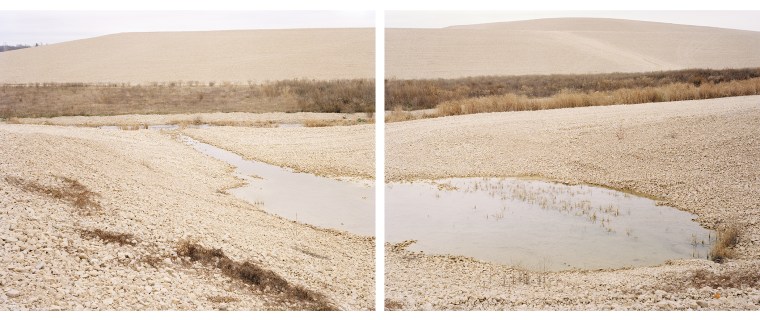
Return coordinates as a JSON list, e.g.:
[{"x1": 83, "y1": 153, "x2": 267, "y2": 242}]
[
  {"x1": 1, "y1": 0, "x2": 760, "y2": 10},
  {"x1": 374, "y1": 8, "x2": 386, "y2": 313},
  {"x1": 2, "y1": 1, "x2": 760, "y2": 319}
]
